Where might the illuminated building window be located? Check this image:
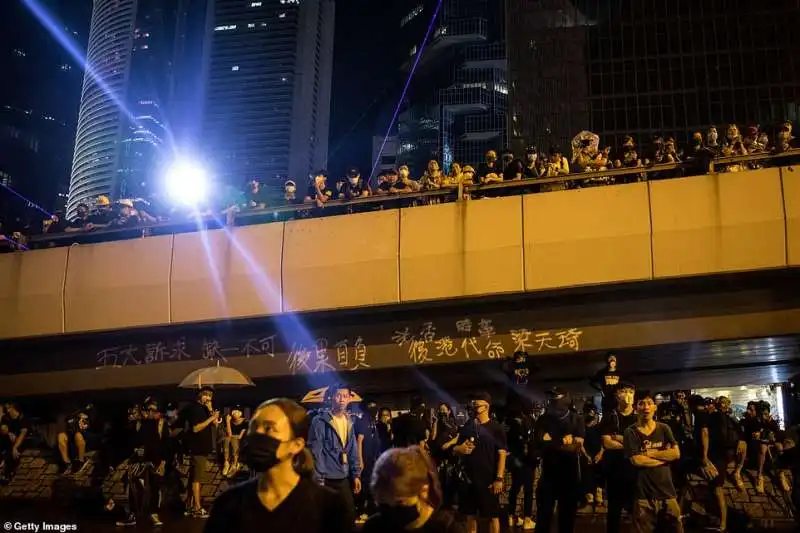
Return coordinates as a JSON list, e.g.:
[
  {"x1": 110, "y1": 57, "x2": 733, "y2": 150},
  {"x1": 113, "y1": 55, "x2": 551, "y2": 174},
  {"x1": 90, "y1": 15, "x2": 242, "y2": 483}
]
[
  {"x1": 400, "y1": 5, "x2": 423, "y2": 27},
  {"x1": 251, "y1": 1, "x2": 262, "y2": 6},
  {"x1": 232, "y1": 65, "x2": 240, "y2": 71},
  {"x1": 248, "y1": 23, "x2": 255, "y2": 28},
  {"x1": 409, "y1": 45, "x2": 417, "y2": 57},
  {"x1": 278, "y1": 12, "x2": 286, "y2": 18},
  {"x1": 214, "y1": 25, "x2": 237, "y2": 31},
  {"x1": 13, "y1": 49, "x2": 26, "y2": 57},
  {"x1": 60, "y1": 64, "x2": 72, "y2": 71}
]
